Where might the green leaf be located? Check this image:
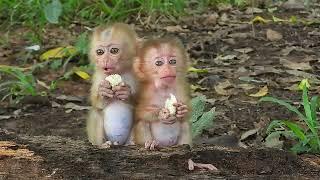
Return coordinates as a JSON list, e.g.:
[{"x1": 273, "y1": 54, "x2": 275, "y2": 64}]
[
  {"x1": 75, "y1": 32, "x2": 89, "y2": 55},
  {"x1": 192, "y1": 107, "x2": 215, "y2": 138},
  {"x1": 190, "y1": 96, "x2": 206, "y2": 123},
  {"x1": 49, "y1": 59, "x2": 63, "y2": 70},
  {"x1": 259, "y1": 96, "x2": 306, "y2": 121},
  {"x1": 282, "y1": 121, "x2": 306, "y2": 142},
  {"x1": 302, "y1": 85, "x2": 316, "y2": 131},
  {"x1": 310, "y1": 96, "x2": 319, "y2": 126},
  {"x1": 44, "y1": 0, "x2": 62, "y2": 24}
]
